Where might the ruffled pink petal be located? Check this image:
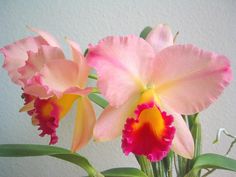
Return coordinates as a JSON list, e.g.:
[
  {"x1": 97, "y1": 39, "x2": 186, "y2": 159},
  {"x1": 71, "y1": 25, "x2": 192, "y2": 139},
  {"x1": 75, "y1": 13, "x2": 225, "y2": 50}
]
[
  {"x1": 71, "y1": 97, "x2": 96, "y2": 152},
  {"x1": 87, "y1": 35, "x2": 155, "y2": 107},
  {"x1": 63, "y1": 87, "x2": 92, "y2": 95},
  {"x1": 94, "y1": 95, "x2": 139, "y2": 141},
  {"x1": 0, "y1": 36, "x2": 48, "y2": 85},
  {"x1": 146, "y1": 24, "x2": 173, "y2": 54},
  {"x1": 67, "y1": 39, "x2": 90, "y2": 87},
  {"x1": 122, "y1": 101, "x2": 175, "y2": 162},
  {"x1": 18, "y1": 46, "x2": 65, "y2": 85},
  {"x1": 24, "y1": 59, "x2": 89, "y2": 98},
  {"x1": 24, "y1": 81, "x2": 54, "y2": 99},
  {"x1": 28, "y1": 27, "x2": 61, "y2": 48},
  {"x1": 152, "y1": 44, "x2": 232, "y2": 114}
]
